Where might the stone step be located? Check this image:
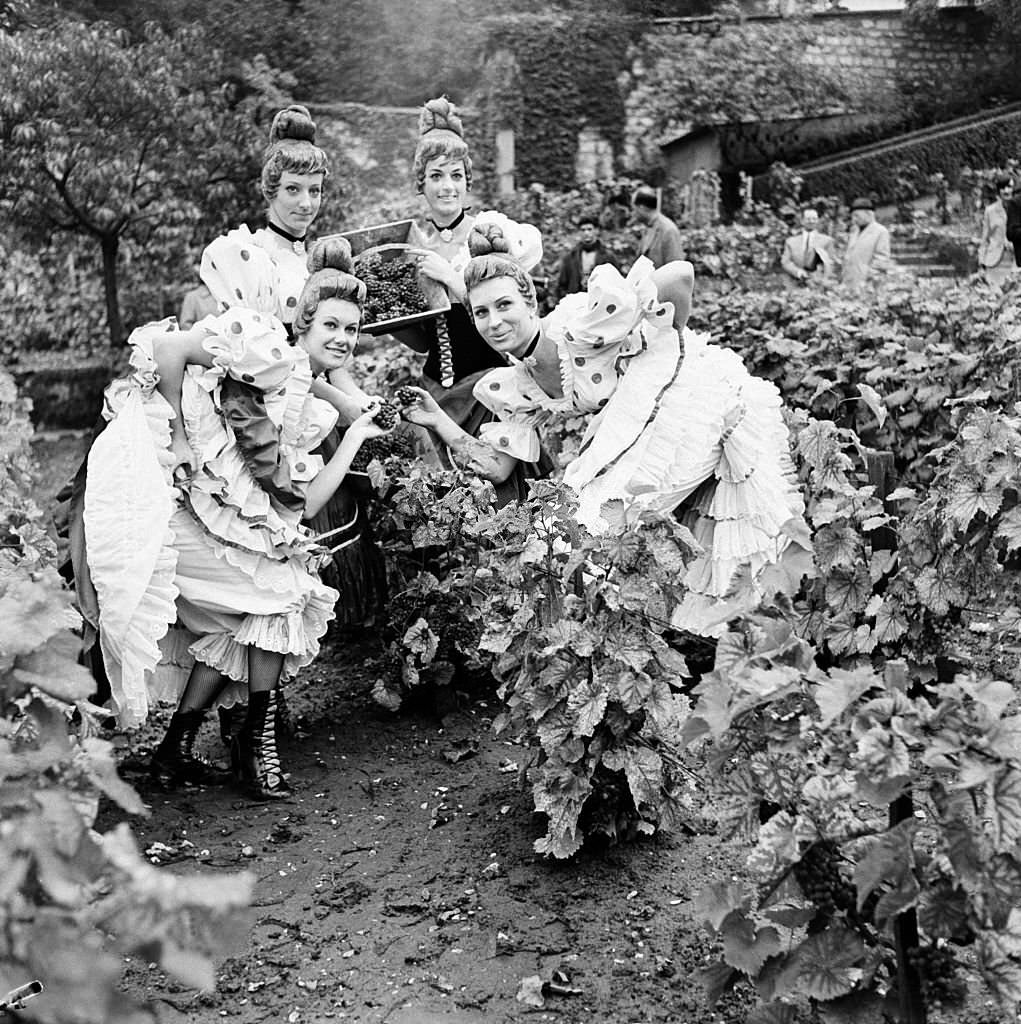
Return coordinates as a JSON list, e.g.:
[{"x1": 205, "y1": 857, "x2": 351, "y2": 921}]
[
  {"x1": 909, "y1": 265, "x2": 961, "y2": 278},
  {"x1": 891, "y1": 252, "x2": 955, "y2": 266}
]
